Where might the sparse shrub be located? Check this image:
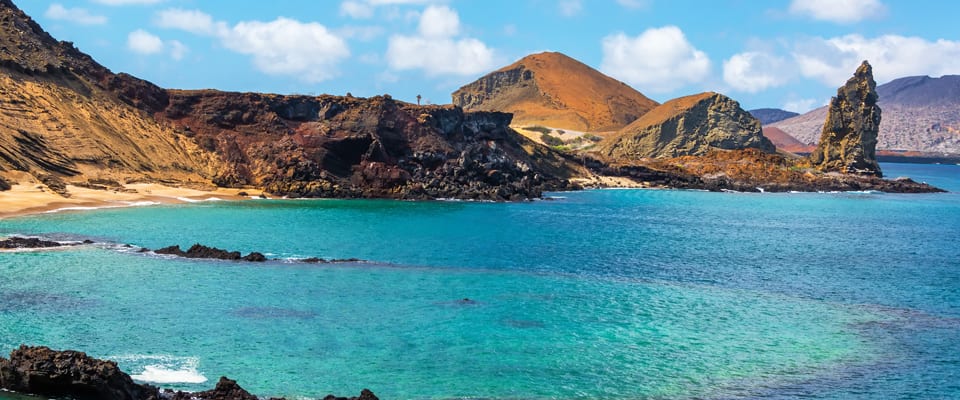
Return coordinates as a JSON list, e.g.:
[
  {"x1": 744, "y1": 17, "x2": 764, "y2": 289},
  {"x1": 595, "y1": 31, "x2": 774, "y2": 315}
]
[
  {"x1": 540, "y1": 133, "x2": 564, "y2": 147},
  {"x1": 524, "y1": 125, "x2": 552, "y2": 135}
]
